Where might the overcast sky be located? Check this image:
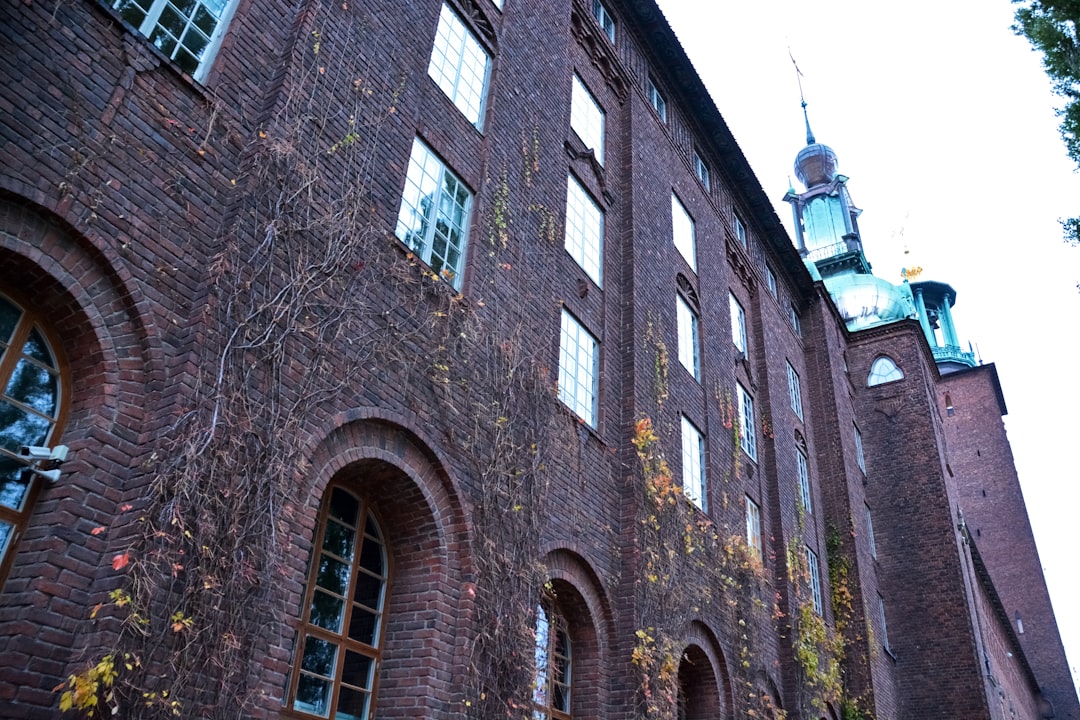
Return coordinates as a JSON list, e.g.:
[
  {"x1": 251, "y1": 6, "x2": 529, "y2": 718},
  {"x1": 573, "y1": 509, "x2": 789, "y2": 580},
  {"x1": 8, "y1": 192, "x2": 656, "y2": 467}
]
[{"x1": 654, "y1": 0, "x2": 1080, "y2": 692}]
